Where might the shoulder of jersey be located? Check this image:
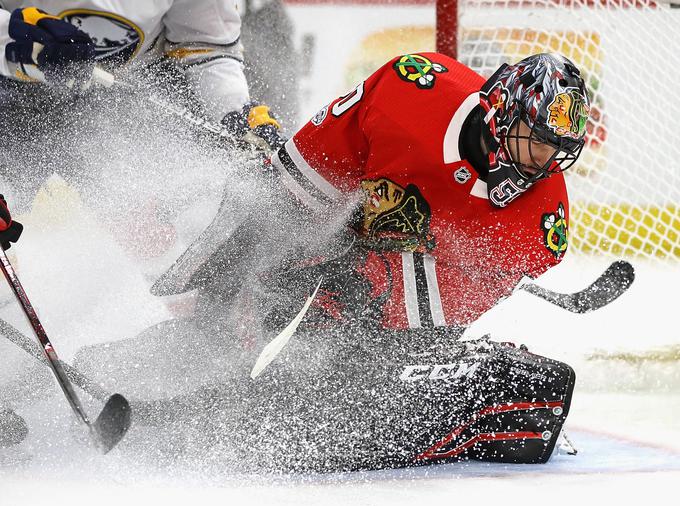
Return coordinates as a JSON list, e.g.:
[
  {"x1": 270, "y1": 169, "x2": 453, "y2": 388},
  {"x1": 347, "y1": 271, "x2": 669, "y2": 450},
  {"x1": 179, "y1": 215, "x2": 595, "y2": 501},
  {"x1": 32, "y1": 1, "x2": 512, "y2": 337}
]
[
  {"x1": 386, "y1": 52, "x2": 484, "y2": 93},
  {"x1": 530, "y1": 171, "x2": 569, "y2": 203}
]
